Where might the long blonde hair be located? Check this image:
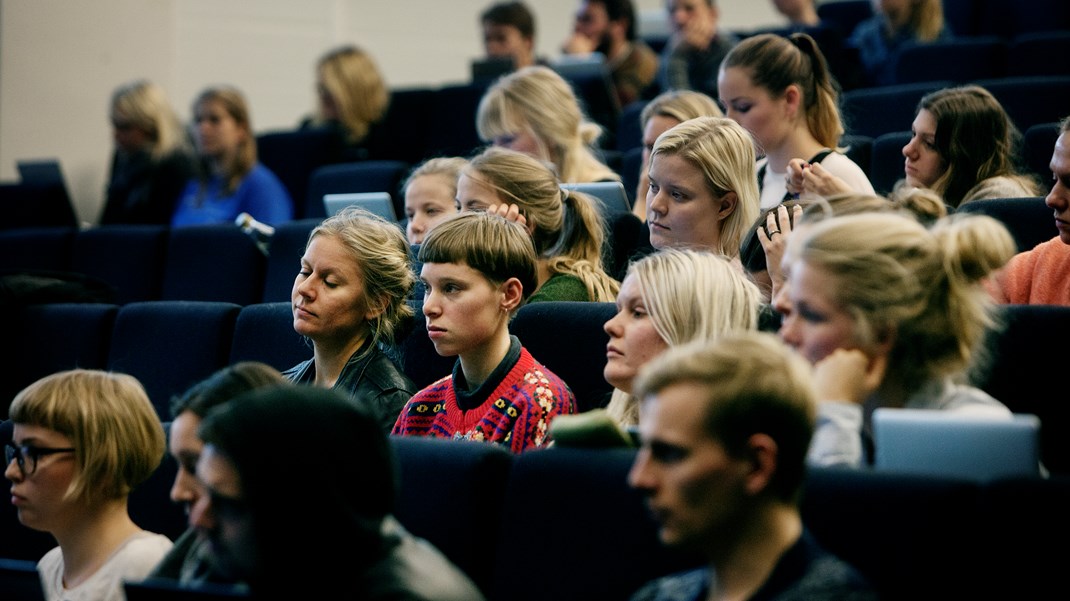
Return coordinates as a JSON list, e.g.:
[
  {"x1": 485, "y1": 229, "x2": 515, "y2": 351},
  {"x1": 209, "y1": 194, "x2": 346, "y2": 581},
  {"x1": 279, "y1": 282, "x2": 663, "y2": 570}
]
[
  {"x1": 110, "y1": 79, "x2": 189, "y2": 161},
  {"x1": 465, "y1": 147, "x2": 620, "y2": 301},
  {"x1": 477, "y1": 65, "x2": 619, "y2": 183},
  {"x1": 314, "y1": 45, "x2": 390, "y2": 144}
]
